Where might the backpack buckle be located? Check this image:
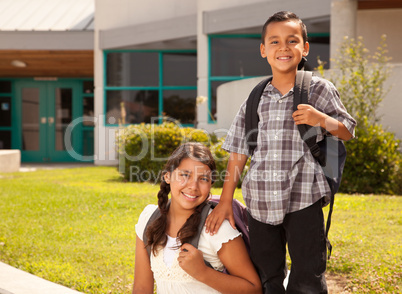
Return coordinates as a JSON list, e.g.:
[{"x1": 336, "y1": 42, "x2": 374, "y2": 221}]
[{"x1": 310, "y1": 144, "x2": 321, "y2": 158}]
